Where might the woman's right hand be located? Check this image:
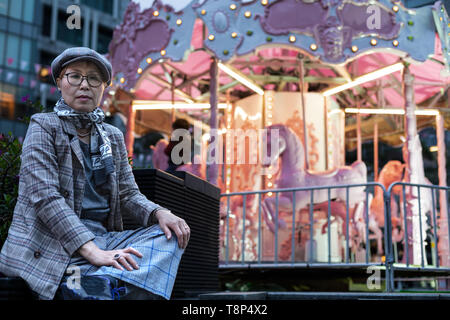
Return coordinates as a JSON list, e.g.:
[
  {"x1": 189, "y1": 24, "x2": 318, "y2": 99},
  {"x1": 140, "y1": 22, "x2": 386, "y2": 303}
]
[{"x1": 78, "y1": 241, "x2": 143, "y2": 271}]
